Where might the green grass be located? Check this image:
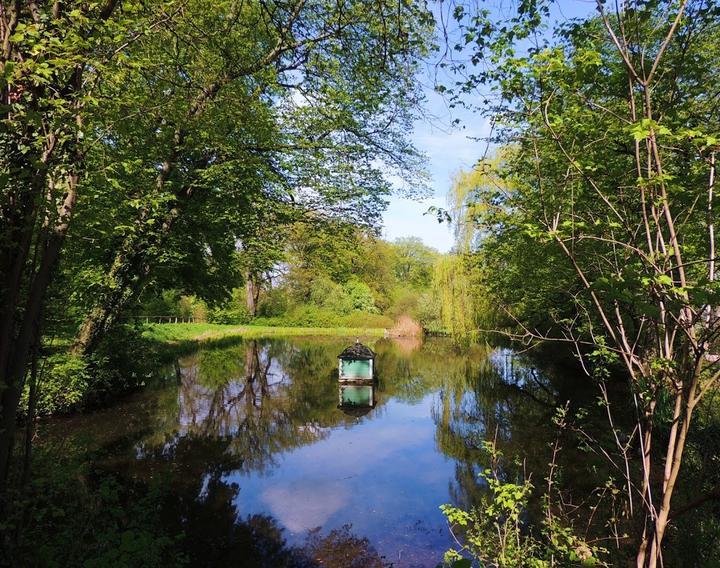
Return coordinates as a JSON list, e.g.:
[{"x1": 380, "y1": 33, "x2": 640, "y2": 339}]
[{"x1": 142, "y1": 322, "x2": 387, "y2": 344}]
